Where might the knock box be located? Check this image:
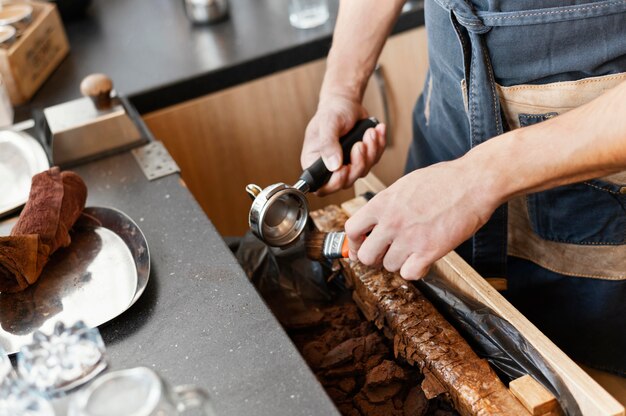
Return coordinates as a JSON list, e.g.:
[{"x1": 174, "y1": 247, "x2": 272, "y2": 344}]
[{"x1": 34, "y1": 73, "x2": 149, "y2": 167}]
